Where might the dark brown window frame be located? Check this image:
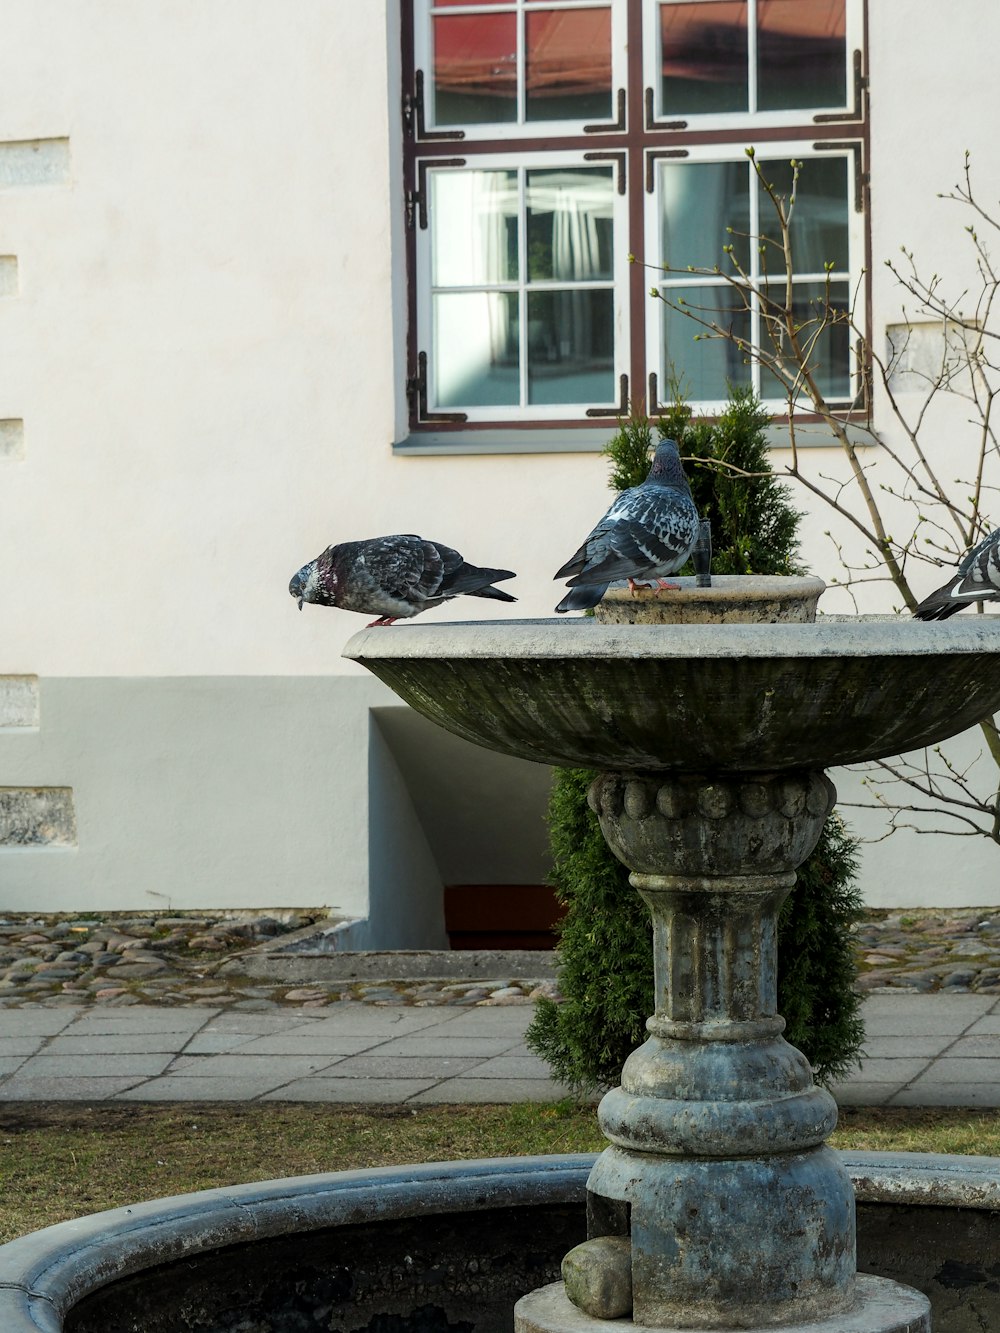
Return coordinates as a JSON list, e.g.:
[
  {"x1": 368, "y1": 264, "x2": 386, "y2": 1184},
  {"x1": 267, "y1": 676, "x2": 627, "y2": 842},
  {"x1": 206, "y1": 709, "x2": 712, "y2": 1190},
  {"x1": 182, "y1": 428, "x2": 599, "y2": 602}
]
[{"x1": 401, "y1": 0, "x2": 870, "y2": 438}]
